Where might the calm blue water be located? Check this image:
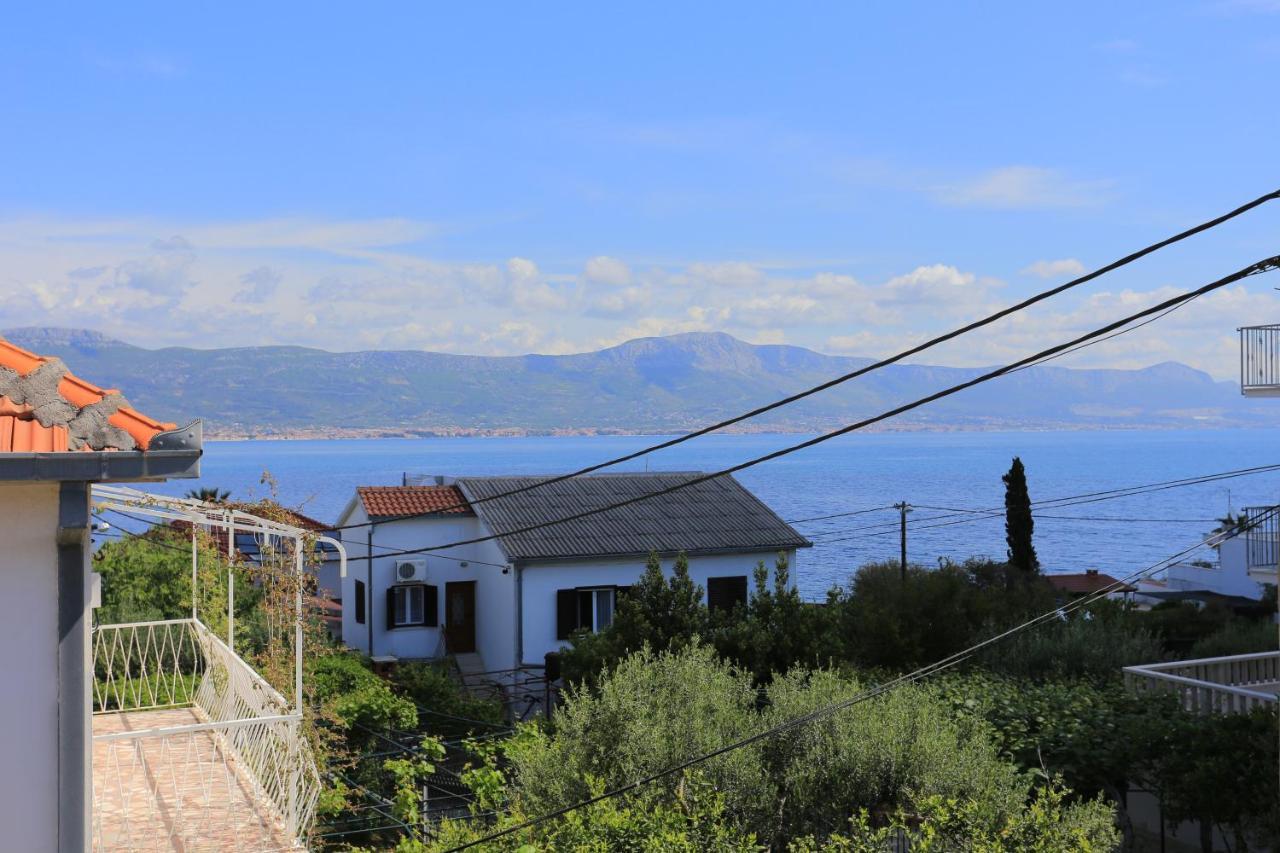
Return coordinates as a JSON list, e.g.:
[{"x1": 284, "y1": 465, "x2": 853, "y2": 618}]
[{"x1": 142, "y1": 429, "x2": 1280, "y2": 600}]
